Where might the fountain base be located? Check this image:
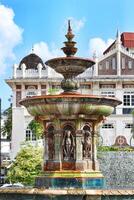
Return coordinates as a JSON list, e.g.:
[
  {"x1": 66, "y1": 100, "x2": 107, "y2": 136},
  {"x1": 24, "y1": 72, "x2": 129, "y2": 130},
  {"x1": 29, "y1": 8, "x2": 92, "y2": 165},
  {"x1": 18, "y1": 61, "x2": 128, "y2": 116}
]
[{"x1": 35, "y1": 171, "x2": 104, "y2": 189}]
